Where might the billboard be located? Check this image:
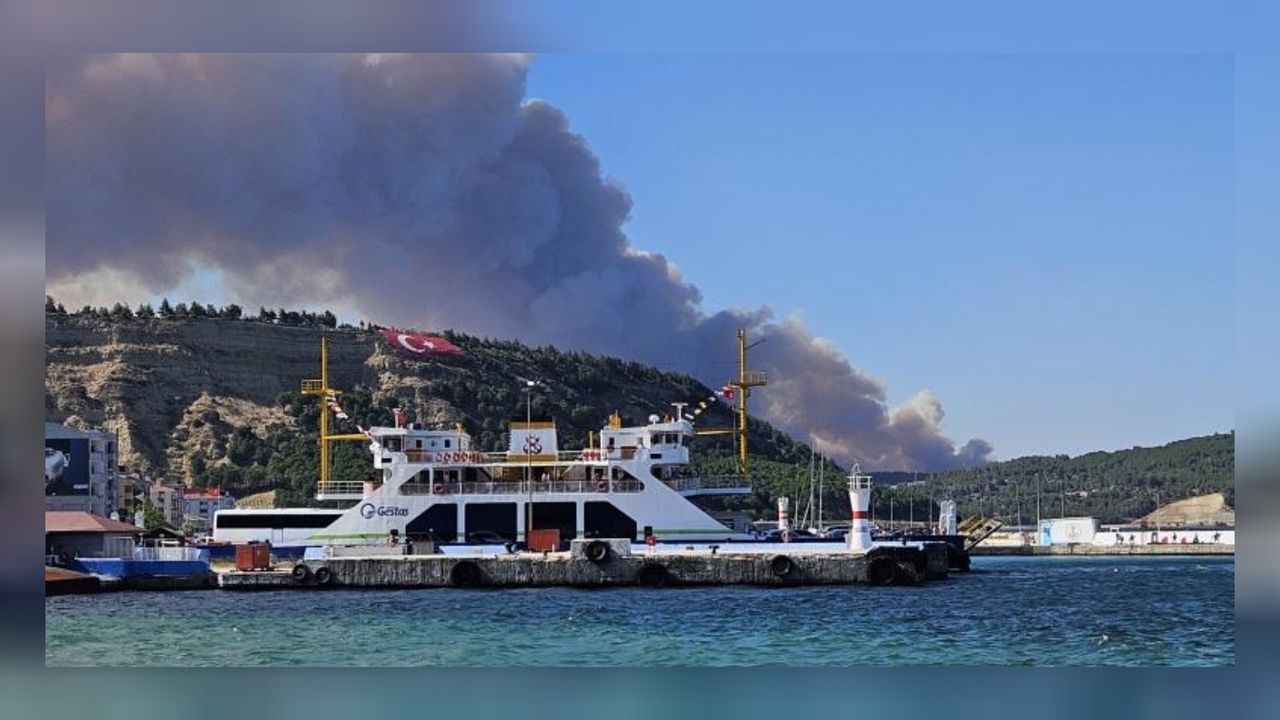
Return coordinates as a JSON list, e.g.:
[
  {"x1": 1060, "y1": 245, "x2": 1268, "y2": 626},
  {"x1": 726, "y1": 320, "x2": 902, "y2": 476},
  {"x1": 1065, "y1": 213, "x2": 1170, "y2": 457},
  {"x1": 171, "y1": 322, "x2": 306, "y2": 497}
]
[{"x1": 45, "y1": 438, "x2": 90, "y2": 496}]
